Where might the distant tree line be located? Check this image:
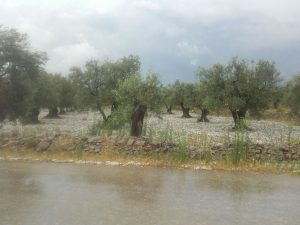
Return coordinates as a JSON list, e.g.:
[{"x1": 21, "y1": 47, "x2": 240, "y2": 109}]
[{"x1": 1, "y1": 26, "x2": 300, "y2": 136}]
